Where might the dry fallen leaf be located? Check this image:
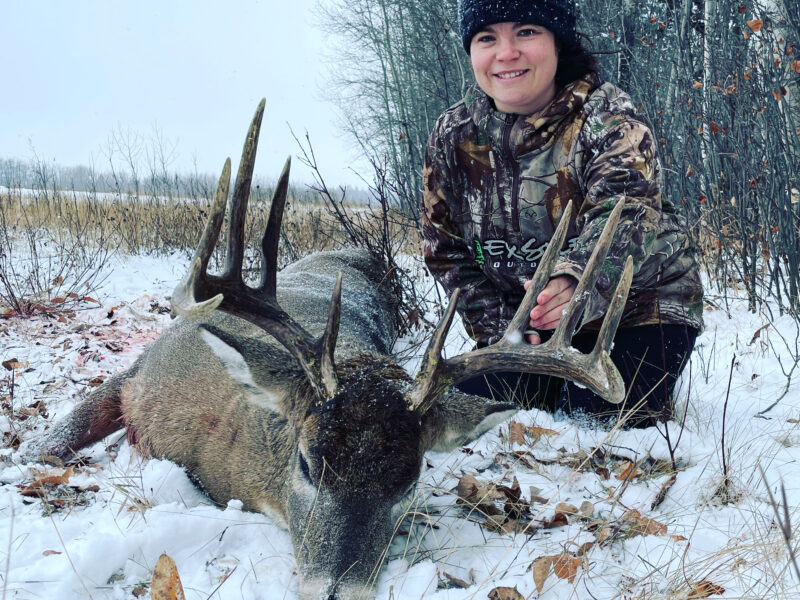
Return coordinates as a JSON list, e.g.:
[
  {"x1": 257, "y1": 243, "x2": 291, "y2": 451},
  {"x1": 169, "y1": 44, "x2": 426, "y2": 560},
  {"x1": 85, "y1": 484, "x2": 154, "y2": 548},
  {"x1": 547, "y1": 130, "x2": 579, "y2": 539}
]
[
  {"x1": 687, "y1": 580, "x2": 725, "y2": 598},
  {"x1": 455, "y1": 474, "x2": 481, "y2": 501},
  {"x1": 2, "y1": 358, "x2": 26, "y2": 371},
  {"x1": 532, "y1": 552, "x2": 584, "y2": 590},
  {"x1": 553, "y1": 553, "x2": 582, "y2": 583},
  {"x1": 555, "y1": 502, "x2": 579, "y2": 515},
  {"x1": 532, "y1": 555, "x2": 554, "y2": 593},
  {"x1": 579, "y1": 501, "x2": 594, "y2": 517},
  {"x1": 442, "y1": 571, "x2": 470, "y2": 589},
  {"x1": 527, "y1": 425, "x2": 559, "y2": 439},
  {"x1": 508, "y1": 421, "x2": 526, "y2": 445},
  {"x1": 575, "y1": 541, "x2": 594, "y2": 556},
  {"x1": 487, "y1": 586, "x2": 525, "y2": 600},
  {"x1": 542, "y1": 511, "x2": 569, "y2": 529},
  {"x1": 623, "y1": 509, "x2": 667, "y2": 536},
  {"x1": 615, "y1": 461, "x2": 642, "y2": 481},
  {"x1": 20, "y1": 466, "x2": 75, "y2": 497},
  {"x1": 151, "y1": 553, "x2": 186, "y2": 600},
  {"x1": 455, "y1": 475, "x2": 502, "y2": 515}
]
